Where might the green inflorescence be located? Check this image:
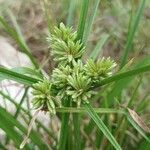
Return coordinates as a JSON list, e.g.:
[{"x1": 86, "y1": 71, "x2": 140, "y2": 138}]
[
  {"x1": 32, "y1": 80, "x2": 56, "y2": 114},
  {"x1": 32, "y1": 23, "x2": 116, "y2": 114},
  {"x1": 47, "y1": 23, "x2": 85, "y2": 65}
]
